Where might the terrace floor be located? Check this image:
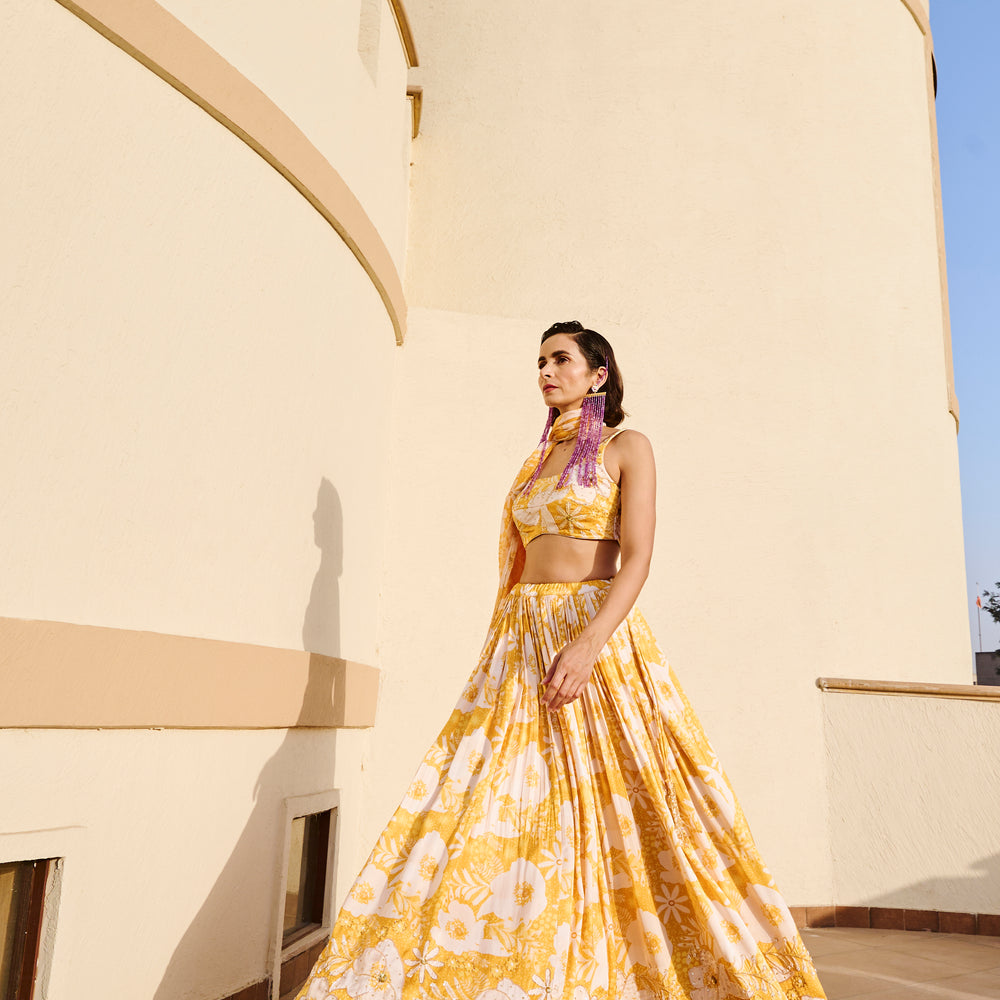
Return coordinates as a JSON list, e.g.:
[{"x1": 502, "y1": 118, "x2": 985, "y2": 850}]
[{"x1": 805, "y1": 927, "x2": 1000, "y2": 999}]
